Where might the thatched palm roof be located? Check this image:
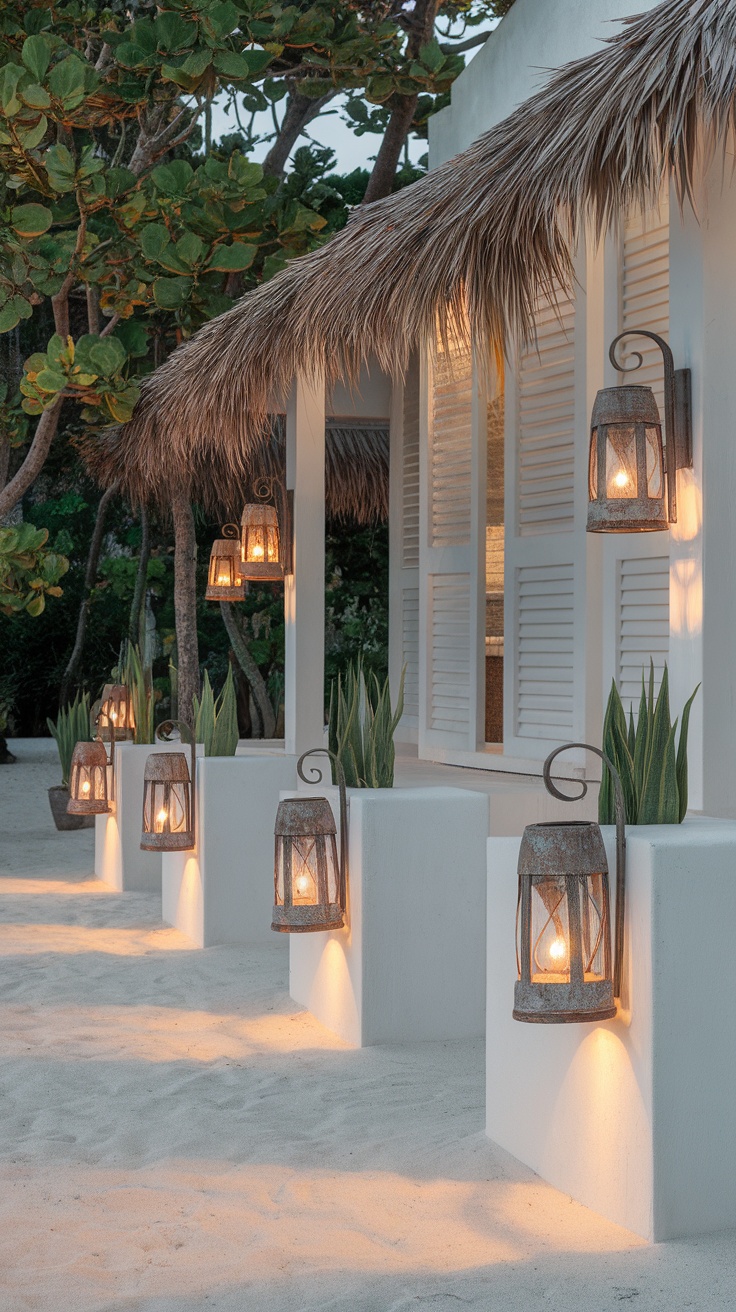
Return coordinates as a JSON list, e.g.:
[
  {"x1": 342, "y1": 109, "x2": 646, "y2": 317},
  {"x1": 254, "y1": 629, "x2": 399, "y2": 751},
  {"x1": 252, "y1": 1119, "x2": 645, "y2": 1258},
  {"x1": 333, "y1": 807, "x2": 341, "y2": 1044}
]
[
  {"x1": 88, "y1": 417, "x2": 389, "y2": 524},
  {"x1": 104, "y1": 0, "x2": 732, "y2": 497}
]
